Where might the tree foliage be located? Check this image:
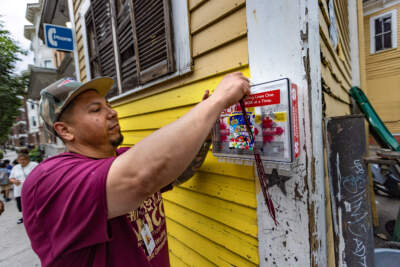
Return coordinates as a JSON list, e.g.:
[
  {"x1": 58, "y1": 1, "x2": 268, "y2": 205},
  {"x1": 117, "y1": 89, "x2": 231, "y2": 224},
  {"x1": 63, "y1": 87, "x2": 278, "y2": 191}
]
[{"x1": 0, "y1": 20, "x2": 28, "y2": 143}]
